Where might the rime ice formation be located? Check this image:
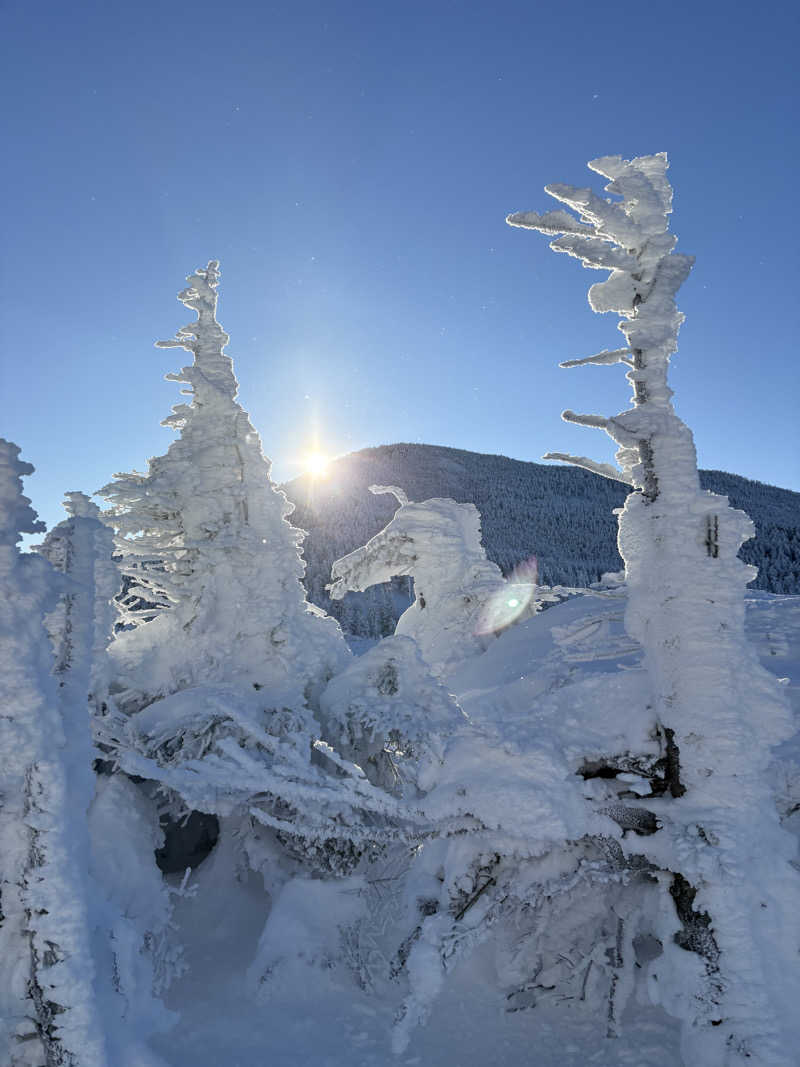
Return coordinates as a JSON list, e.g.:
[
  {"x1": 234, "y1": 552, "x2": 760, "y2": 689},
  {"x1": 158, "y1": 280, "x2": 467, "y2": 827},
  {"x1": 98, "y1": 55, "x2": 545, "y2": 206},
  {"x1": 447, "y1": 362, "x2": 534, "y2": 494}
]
[
  {"x1": 328, "y1": 485, "x2": 552, "y2": 677},
  {"x1": 319, "y1": 634, "x2": 464, "y2": 794},
  {"x1": 509, "y1": 153, "x2": 800, "y2": 1065},
  {"x1": 96, "y1": 263, "x2": 392, "y2": 892},
  {"x1": 101, "y1": 261, "x2": 348, "y2": 709},
  {"x1": 0, "y1": 445, "x2": 107, "y2": 1066},
  {"x1": 38, "y1": 492, "x2": 119, "y2": 718}
]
